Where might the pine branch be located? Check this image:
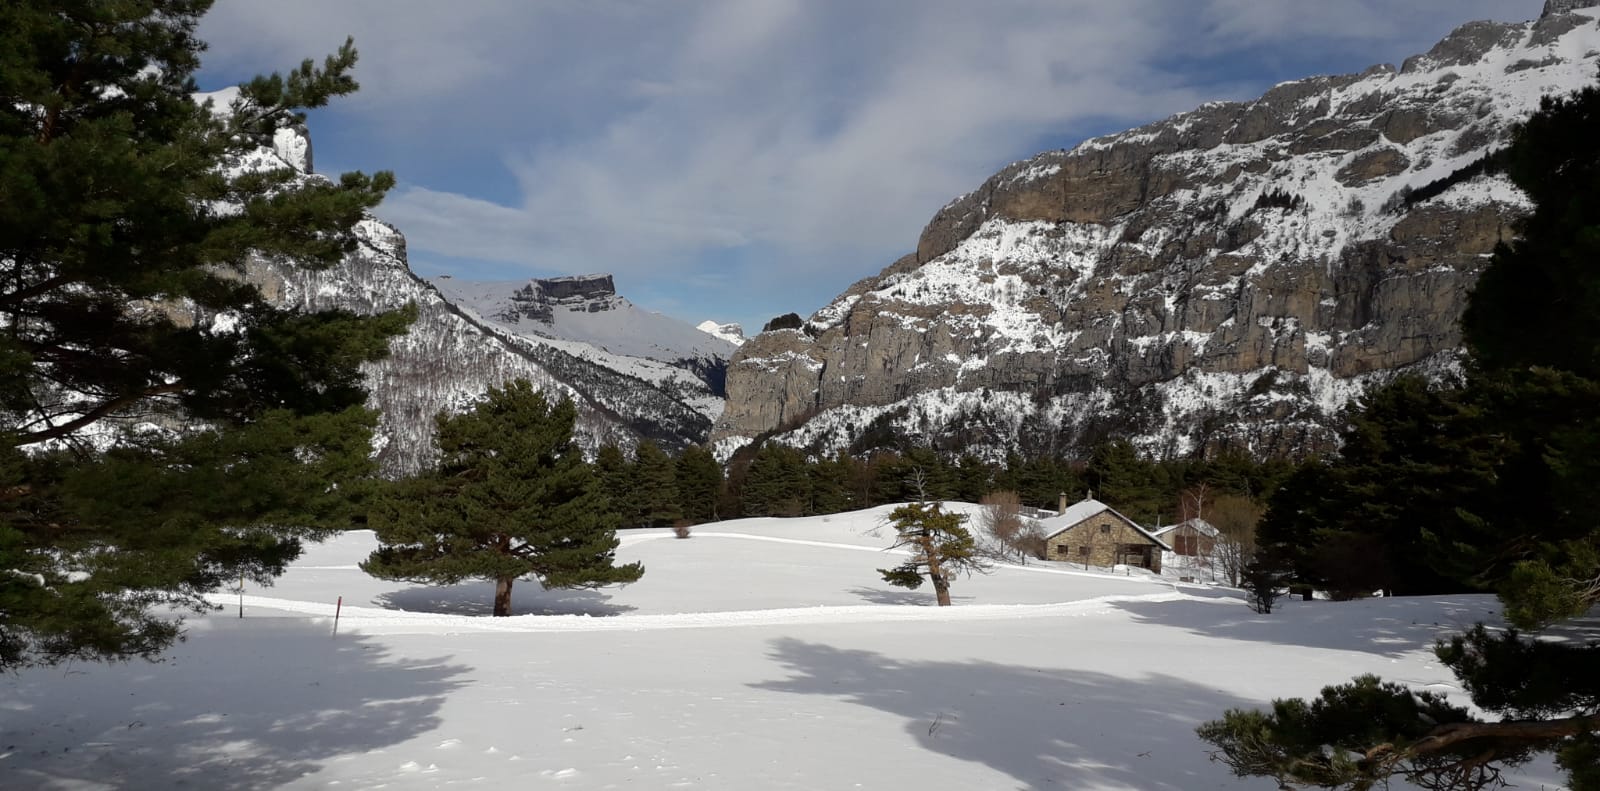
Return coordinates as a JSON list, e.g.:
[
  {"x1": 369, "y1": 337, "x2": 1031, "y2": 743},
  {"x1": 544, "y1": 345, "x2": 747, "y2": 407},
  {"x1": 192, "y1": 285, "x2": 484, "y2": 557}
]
[{"x1": 12, "y1": 382, "x2": 185, "y2": 447}]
